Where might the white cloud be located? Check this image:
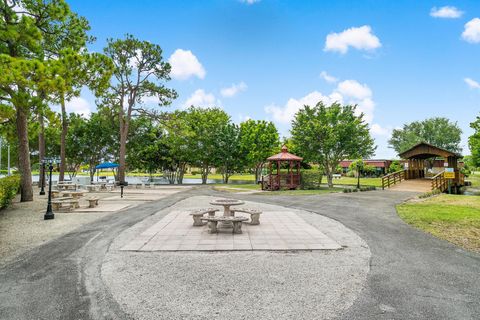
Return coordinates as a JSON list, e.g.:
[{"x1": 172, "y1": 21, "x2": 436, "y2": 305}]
[
  {"x1": 462, "y1": 18, "x2": 480, "y2": 43},
  {"x1": 264, "y1": 79, "x2": 375, "y2": 124},
  {"x1": 430, "y1": 6, "x2": 463, "y2": 18},
  {"x1": 240, "y1": 0, "x2": 260, "y2": 4},
  {"x1": 324, "y1": 25, "x2": 381, "y2": 54},
  {"x1": 319, "y1": 71, "x2": 338, "y2": 83},
  {"x1": 265, "y1": 91, "x2": 343, "y2": 124},
  {"x1": 370, "y1": 123, "x2": 391, "y2": 136},
  {"x1": 220, "y1": 82, "x2": 248, "y2": 97},
  {"x1": 169, "y1": 49, "x2": 206, "y2": 80},
  {"x1": 183, "y1": 89, "x2": 220, "y2": 108},
  {"x1": 65, "y1": 97, "x2": 92, "y2": 117},
  {"x1": 336, "y1": 79, "x2": 372, "y2": 100},
  {"x1": 464, "y1": 77, "x2": 480, "y2": 89}
]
